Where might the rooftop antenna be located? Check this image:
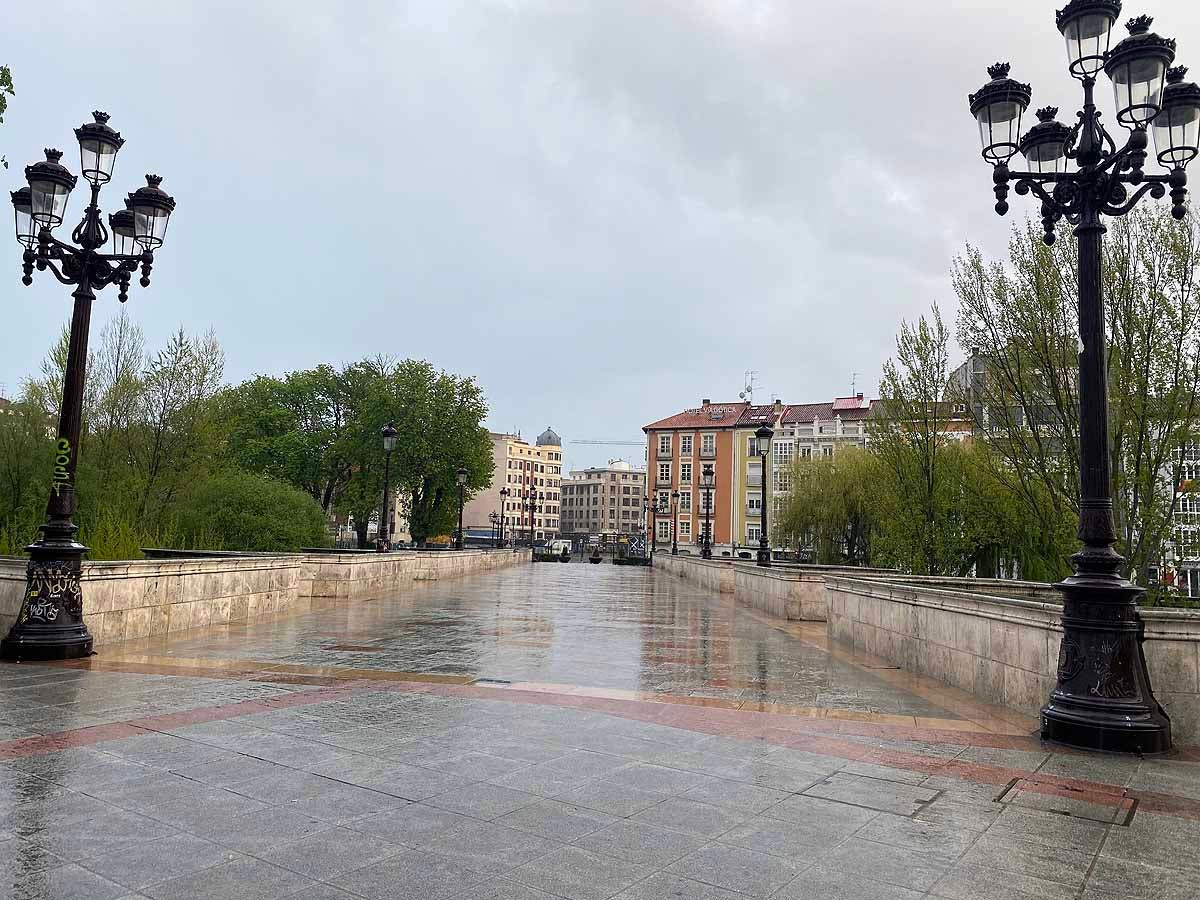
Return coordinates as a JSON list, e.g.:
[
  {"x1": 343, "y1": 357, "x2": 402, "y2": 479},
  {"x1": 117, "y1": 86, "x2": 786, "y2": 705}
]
[
  {"x1": 738, "y1": 370, "x2": 758, "y2": 404},
  {"x1": 851, "y1": 372, "x2": 862, "y2": 395}
]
